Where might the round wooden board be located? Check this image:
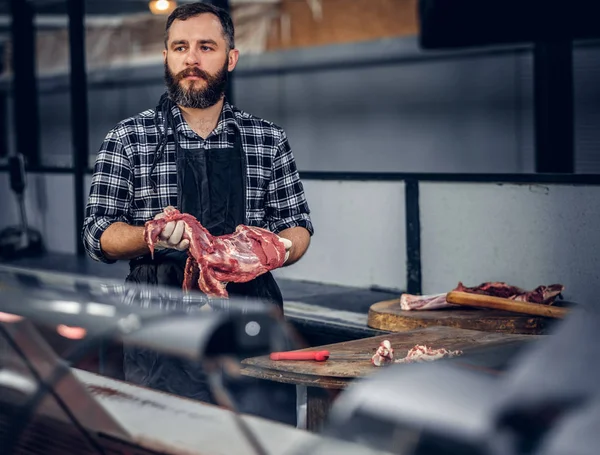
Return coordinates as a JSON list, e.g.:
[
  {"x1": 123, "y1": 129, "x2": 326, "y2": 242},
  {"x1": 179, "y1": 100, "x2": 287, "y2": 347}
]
[{"x1": 368, "y1": 298, "x2": 555, "y2": 335}]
